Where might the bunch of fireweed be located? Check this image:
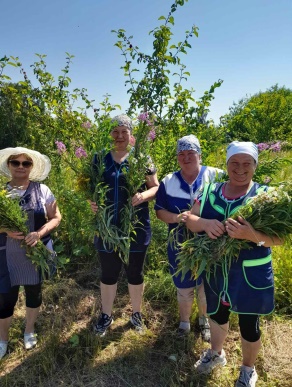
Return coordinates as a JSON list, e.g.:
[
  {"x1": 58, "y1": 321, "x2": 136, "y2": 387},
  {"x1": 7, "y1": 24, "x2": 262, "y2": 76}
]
[
  {"x1": 58, "y1": 116, "x2": 155, "y2": 264},
  {"x1": 0, "y1": 188, "x2": 58, "y2": 279},
  {"x1": 117, "y1": 120, "x2": 155, "y2": 263},
  {"x1": 176, "y1": 183, "x2": 292, "y2": 280}
]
